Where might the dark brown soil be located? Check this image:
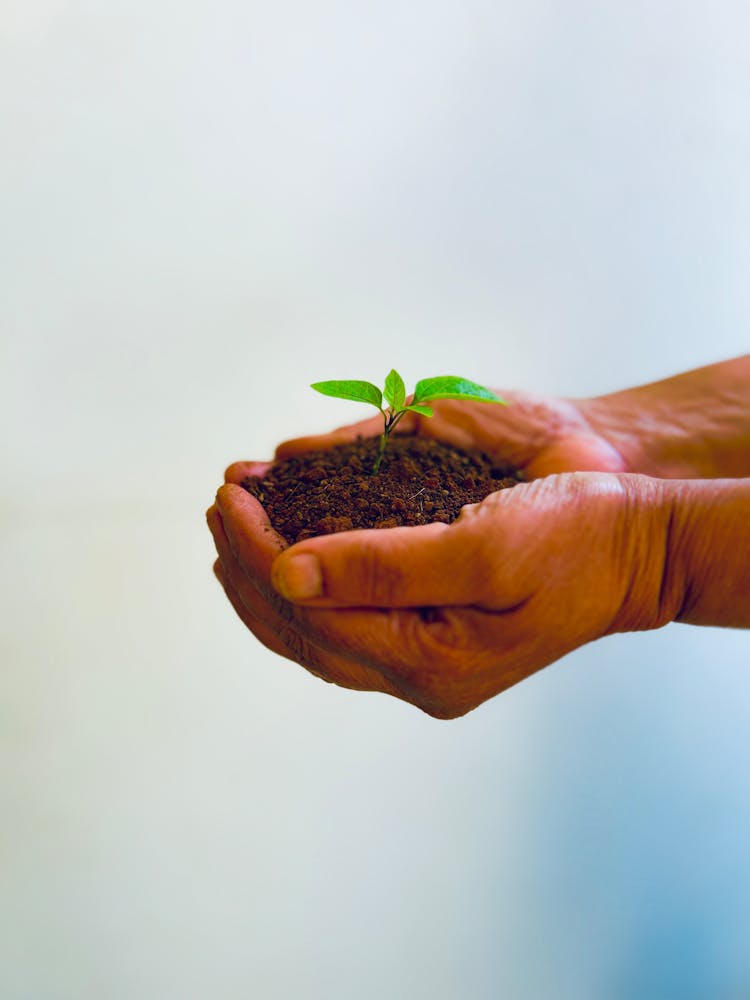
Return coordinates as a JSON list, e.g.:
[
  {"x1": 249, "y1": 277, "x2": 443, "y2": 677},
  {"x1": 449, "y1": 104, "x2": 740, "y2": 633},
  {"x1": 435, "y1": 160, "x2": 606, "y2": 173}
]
[{"x1": 240, "y1": 436, "x2": 521, "y2": 545}]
